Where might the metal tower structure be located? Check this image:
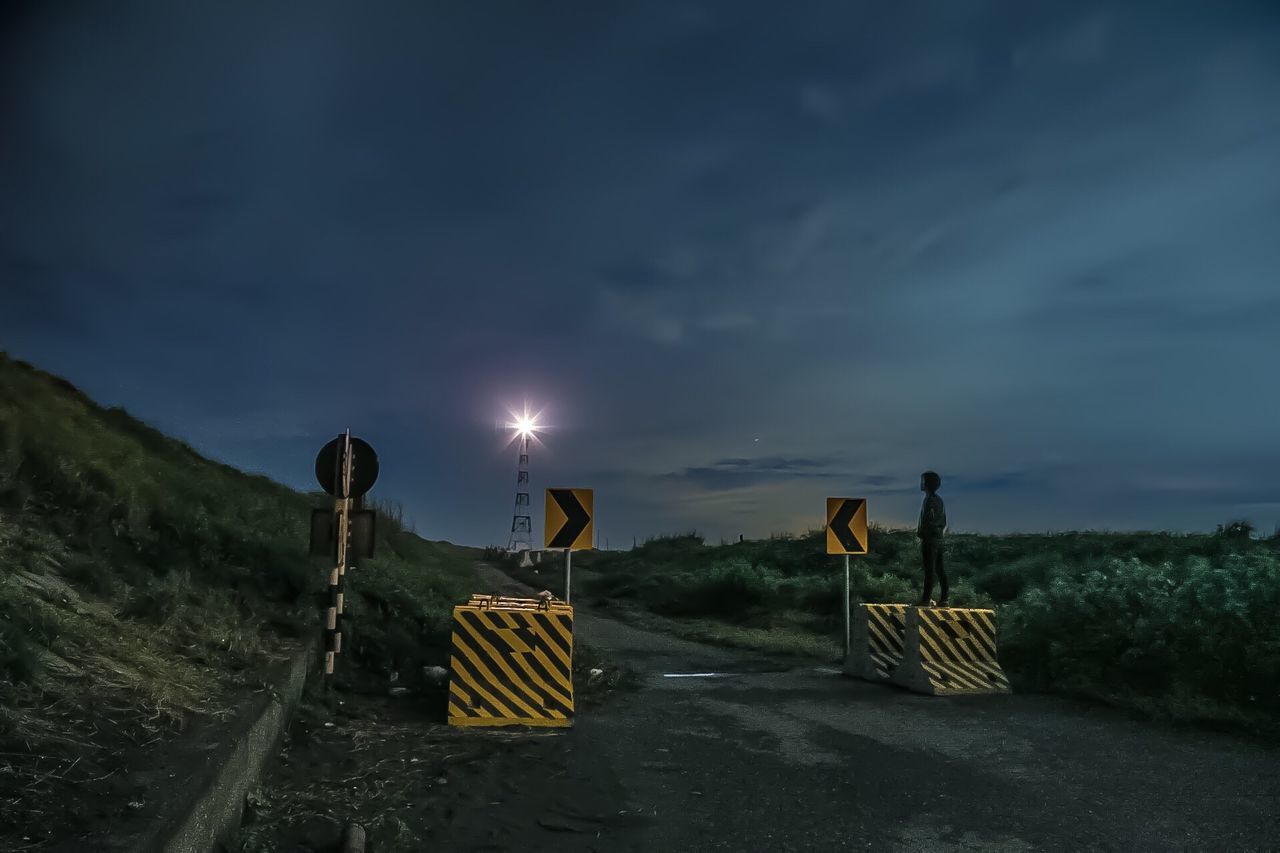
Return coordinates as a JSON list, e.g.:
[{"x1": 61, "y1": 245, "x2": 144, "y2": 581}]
[{"x1": 507, "y1": 431, "x2": 533, "y2": 552}]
